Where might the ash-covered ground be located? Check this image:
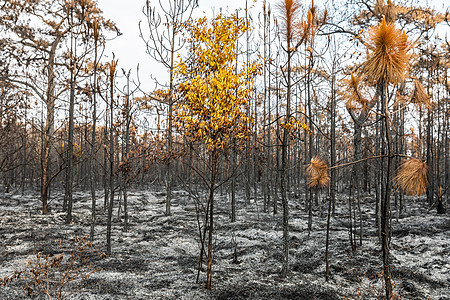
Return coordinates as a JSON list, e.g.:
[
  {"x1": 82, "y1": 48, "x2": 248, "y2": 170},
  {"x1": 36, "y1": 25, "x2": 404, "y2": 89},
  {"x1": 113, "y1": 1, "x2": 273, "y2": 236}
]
[{"x1": 0, "y1": 186, "x2": 449, "y2": 299}]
